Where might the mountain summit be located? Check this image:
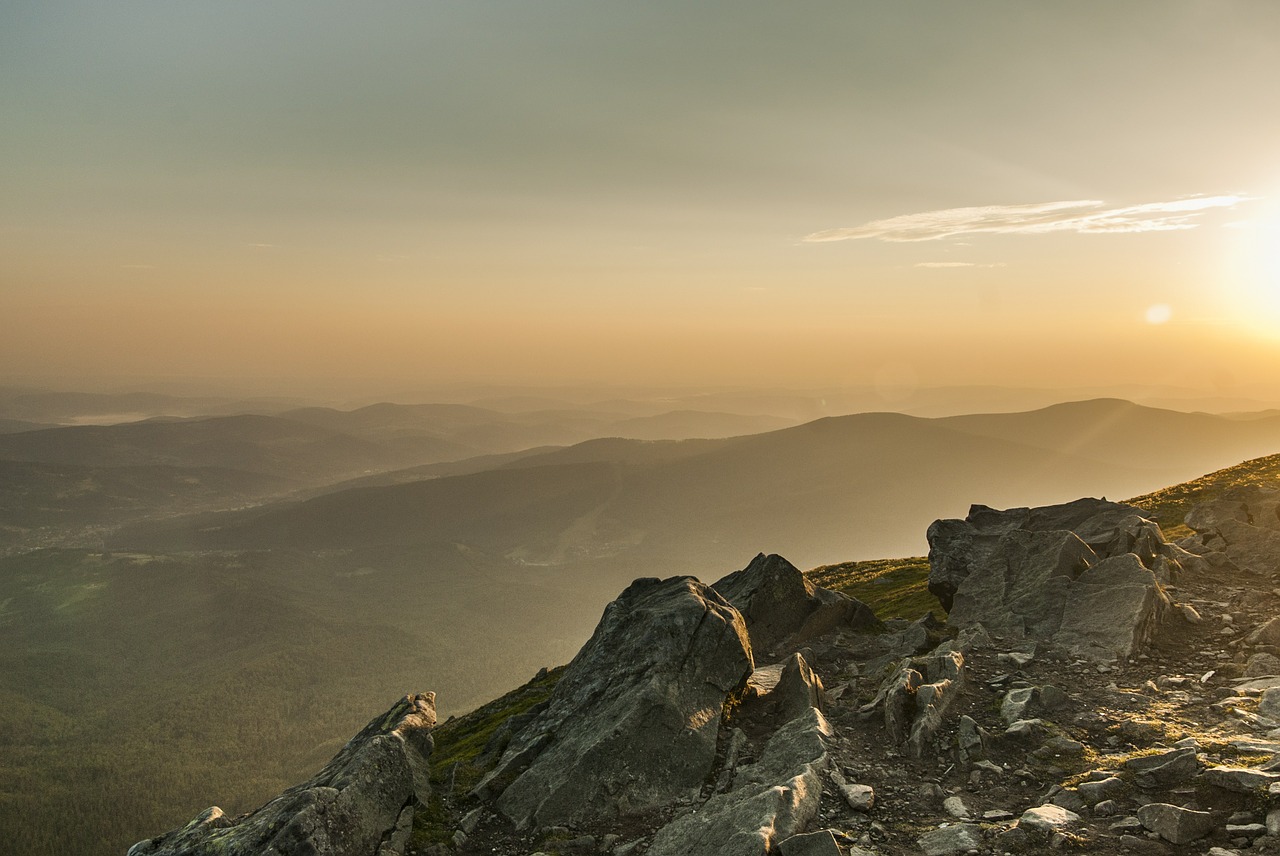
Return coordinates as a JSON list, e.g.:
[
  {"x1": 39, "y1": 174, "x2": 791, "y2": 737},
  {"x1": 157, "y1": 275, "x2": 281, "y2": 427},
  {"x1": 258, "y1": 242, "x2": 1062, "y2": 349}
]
[{"x1": 130, "y1": 481, "x2": 1280, "y2": 855}]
